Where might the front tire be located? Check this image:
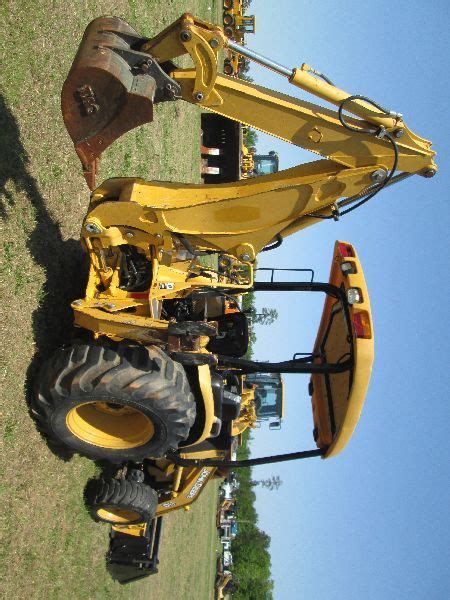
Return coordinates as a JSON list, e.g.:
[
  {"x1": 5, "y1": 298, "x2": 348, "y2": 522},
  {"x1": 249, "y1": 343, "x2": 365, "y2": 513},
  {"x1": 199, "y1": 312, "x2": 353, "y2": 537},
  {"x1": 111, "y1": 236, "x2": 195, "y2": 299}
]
[
  {"x1": 32, "y1": 341, "x2": 196, "y2": 462},
  {"x1": 85, "y1": 477, "x2": 158, "y2": 524}
]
